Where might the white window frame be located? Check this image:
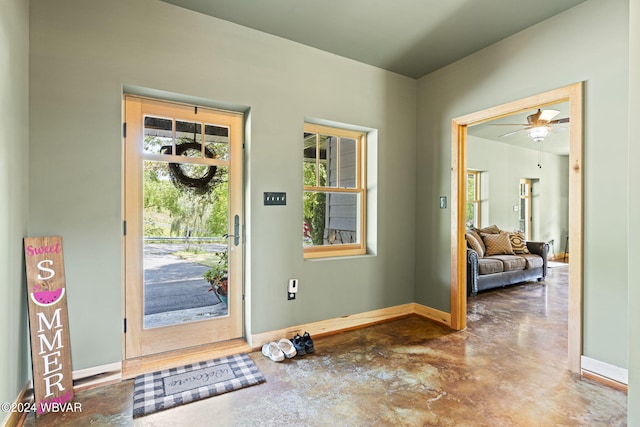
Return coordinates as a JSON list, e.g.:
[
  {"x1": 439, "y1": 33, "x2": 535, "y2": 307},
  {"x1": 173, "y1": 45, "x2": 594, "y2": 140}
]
[{"x1": 466, "y1": 170, "x2": 481, "y2": 228}]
